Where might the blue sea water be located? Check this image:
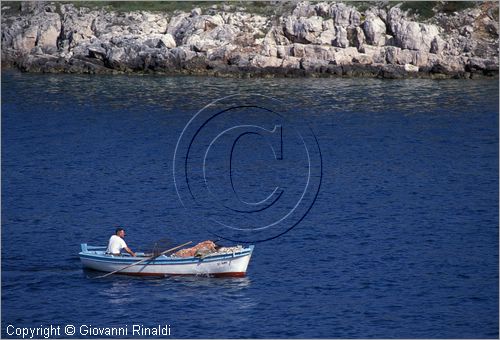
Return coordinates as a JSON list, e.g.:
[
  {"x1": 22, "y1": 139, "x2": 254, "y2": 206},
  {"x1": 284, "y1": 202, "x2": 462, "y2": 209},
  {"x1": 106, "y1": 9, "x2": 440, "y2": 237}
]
[{"x1": 1, "y1": 70, "x2": 498, "y2": 338}]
